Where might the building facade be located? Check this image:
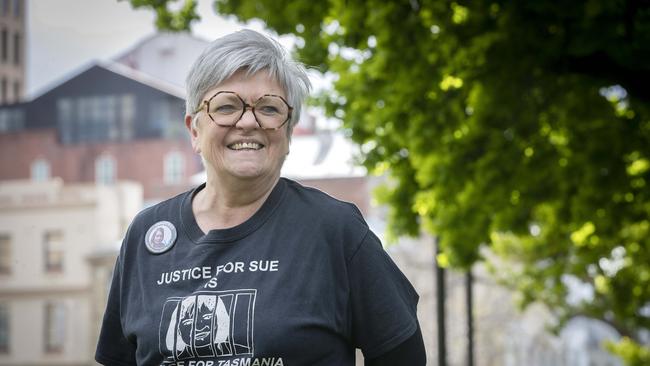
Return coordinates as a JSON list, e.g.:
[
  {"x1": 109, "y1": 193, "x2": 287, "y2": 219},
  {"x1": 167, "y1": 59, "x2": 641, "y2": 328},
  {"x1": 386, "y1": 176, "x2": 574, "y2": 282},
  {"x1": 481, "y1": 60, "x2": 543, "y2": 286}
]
[
  {"x1": 0, "y1": 179, "x2": 141, "y2": 365},
  {"x1": 113, "y1": 32, "x2": 209, "y2": 90},
  {"x1": 0, "y1": 0, "x2": 24, "y2": 105},
  {"x1": 0, "y1": 62, "x2": 202, "y2": 203}
]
